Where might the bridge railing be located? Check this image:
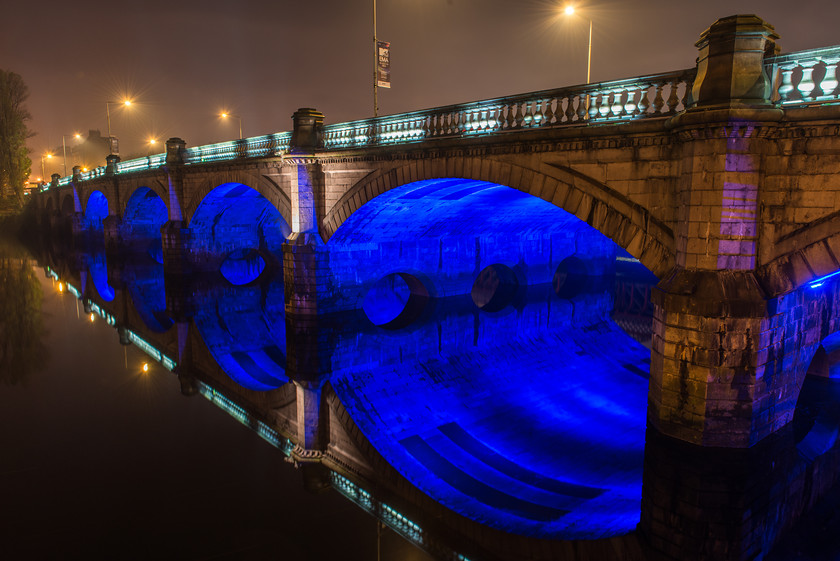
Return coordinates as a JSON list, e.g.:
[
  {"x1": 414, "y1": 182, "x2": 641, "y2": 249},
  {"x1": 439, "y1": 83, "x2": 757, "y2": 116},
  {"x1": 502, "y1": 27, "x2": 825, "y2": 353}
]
[
  {"x1": 323, "y1": 68, "x2": 696, "y2": 149},
  {"x1": 182, "y1": 132, "x2": 292, "y2": 164},
  {"x1": 767, "y1": 46, "x2": 840, "y2": 105}
]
